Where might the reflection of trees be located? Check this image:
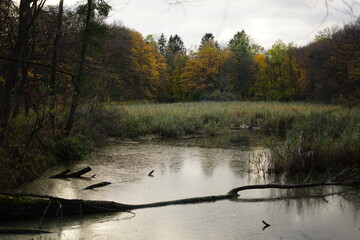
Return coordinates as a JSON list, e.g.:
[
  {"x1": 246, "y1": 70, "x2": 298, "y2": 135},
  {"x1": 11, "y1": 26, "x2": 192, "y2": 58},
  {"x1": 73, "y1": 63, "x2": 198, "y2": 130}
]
[
  {"x1": 232, "y1": 182, "x2": 359, "y2": 218},
  {"x1": 163, "y1": 131, "x2": 263, "y2": 150},
  {"x1": 196, "y1": 147, "x2": 247, "y2": 177},
  {"x1": 198, "y1": 148, "x2": 220, "y2": 176},
  {"x1": 151, "y1": 145, "x2": 185, "y2": 174},
  {"x1": 339, "y1": 189, "x2": 360, "y2": 220}
]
